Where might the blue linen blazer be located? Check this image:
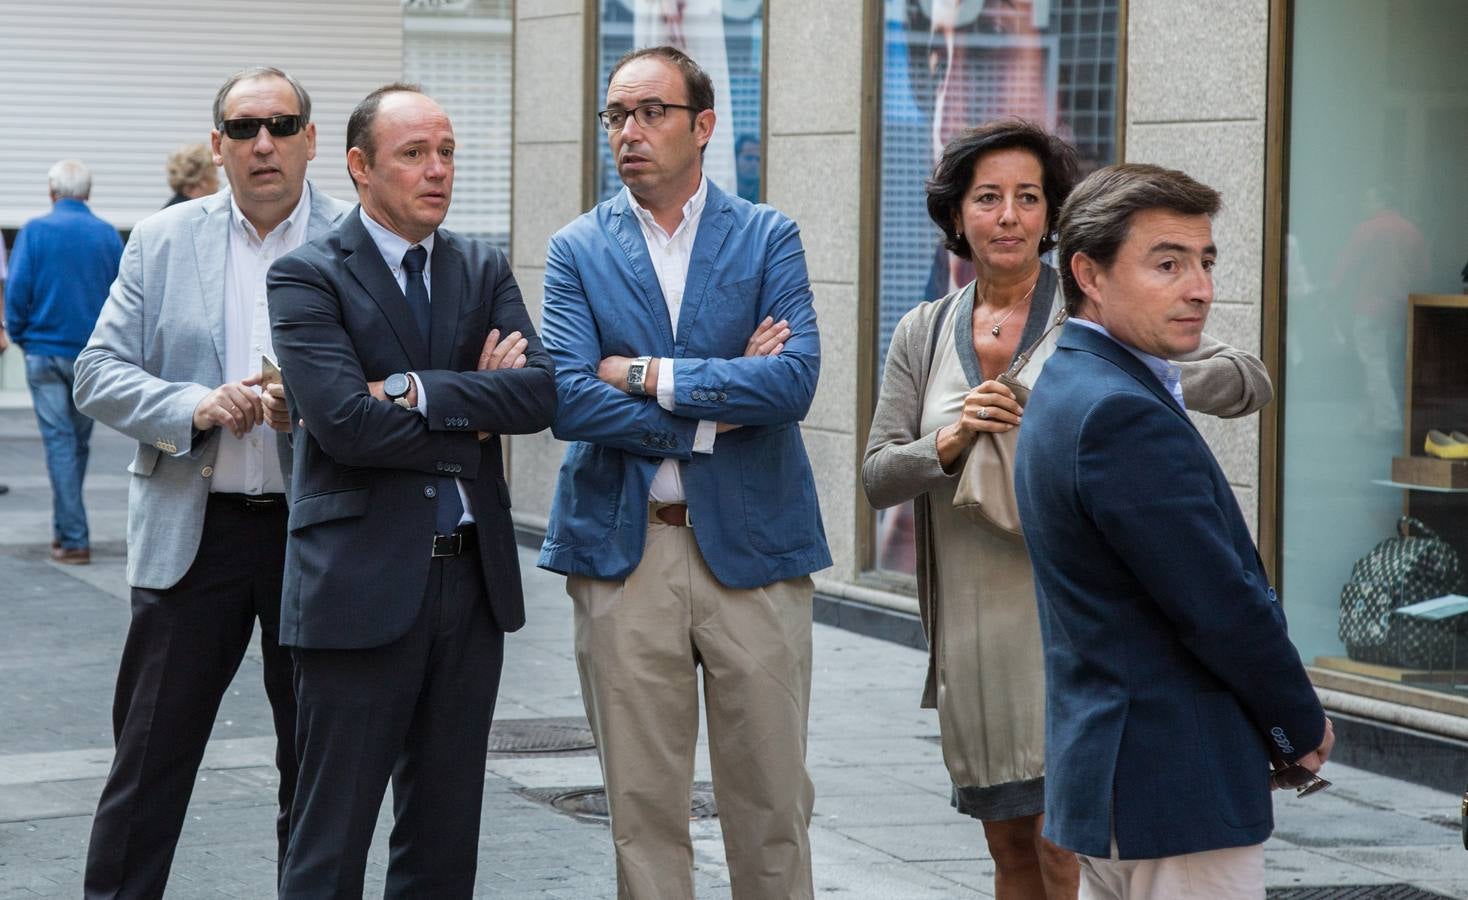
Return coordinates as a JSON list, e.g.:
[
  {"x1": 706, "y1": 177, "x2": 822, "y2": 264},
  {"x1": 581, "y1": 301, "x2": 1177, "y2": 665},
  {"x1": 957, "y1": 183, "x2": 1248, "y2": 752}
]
[
  {"x1": 538, "y1": 179, "x2": 830, "y2": 589},
  {"x1": 1014, "y1": 322, "x2": 1325, "y2": 860}
]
